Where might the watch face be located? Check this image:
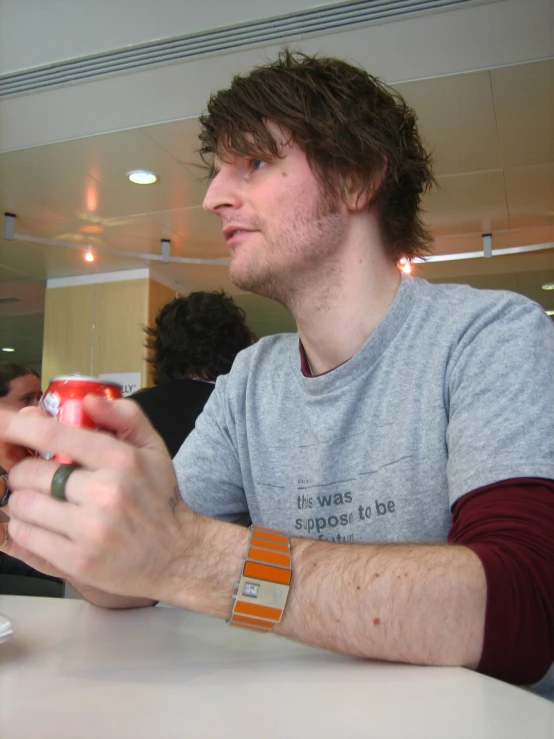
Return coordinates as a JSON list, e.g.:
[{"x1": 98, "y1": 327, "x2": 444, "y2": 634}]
[{"x1": 242, "y1": 582, "x2": 260, "y2": 598}]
